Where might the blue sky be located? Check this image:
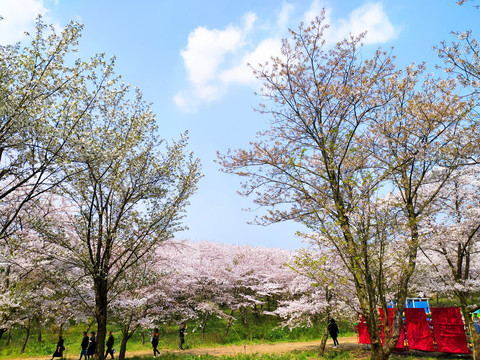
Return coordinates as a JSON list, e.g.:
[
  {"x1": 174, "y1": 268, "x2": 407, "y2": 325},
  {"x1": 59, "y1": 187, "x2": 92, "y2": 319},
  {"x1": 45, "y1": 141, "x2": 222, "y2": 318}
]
[{"x1": 0, "y1": 0, "x2": 478, "y2": 249}]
